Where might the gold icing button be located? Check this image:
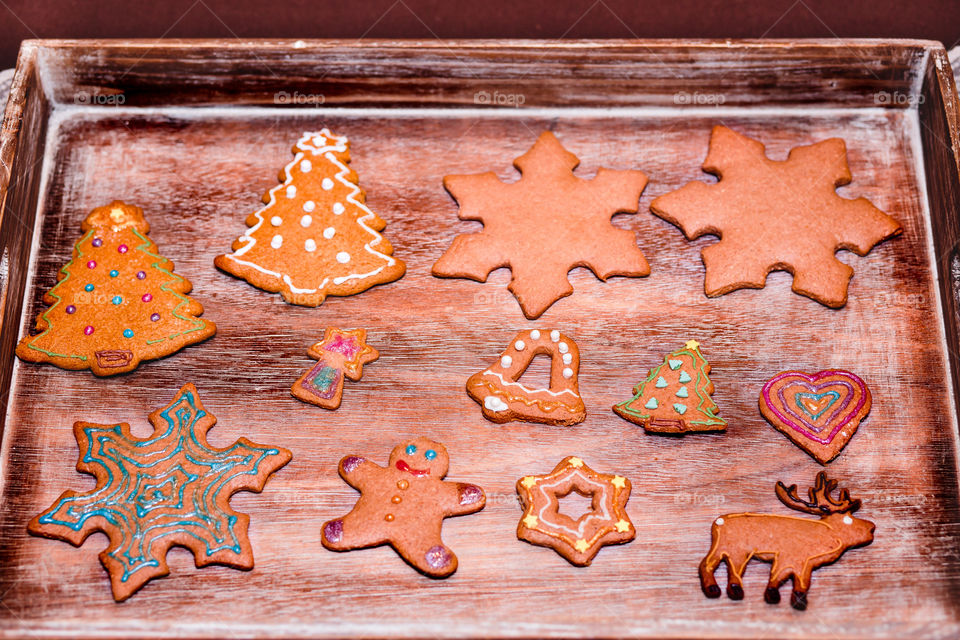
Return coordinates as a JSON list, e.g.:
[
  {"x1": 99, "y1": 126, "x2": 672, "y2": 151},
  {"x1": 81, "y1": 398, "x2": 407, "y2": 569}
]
[
  {"x1": 611, "y1": 475, "x2": 626, "y2": 489},
  {"x1": 391, "y1": 495, "x2": 402, "y2": 504},
  {"x1": 615, "y1": 519, "x2": 631, "y2": 532},
  {"x1": 384, "y1": 513, "x2": 394, "y2": 522},
  {"x1": 574, "y1": 539, "x2": 589, "y2": 552},
  {"x1": 522, "y1": 514, "x2": 538, "y2": 528},
  {"x1": 568, "y1": 457, "x2": 584, "y2": 468},
  {"x1": 397, "y1": 479, "x2": 409, "y2": 490},
  {"x1": 520, "y1": 476, "x2": 537, "y2": 488}
]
